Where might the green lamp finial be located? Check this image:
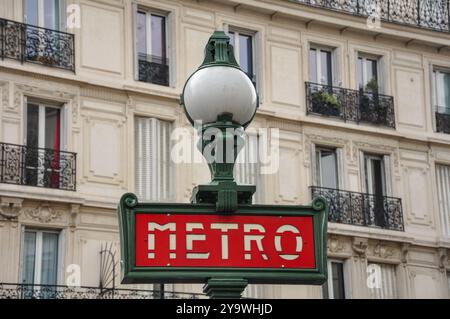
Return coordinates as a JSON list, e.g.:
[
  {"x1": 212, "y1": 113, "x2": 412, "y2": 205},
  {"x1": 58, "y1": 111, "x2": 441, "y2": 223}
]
[{"x1": 200, "y1": 31, "x2": 239, "y2": 69}]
